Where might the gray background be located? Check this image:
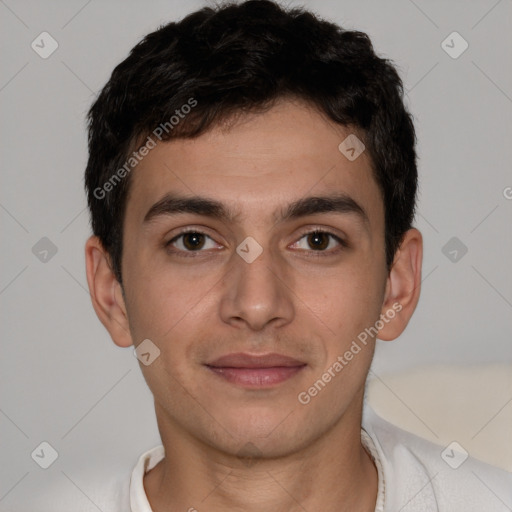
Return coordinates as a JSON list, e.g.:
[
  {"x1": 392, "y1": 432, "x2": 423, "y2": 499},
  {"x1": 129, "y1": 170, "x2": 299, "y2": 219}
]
[{"x1": 1, "y1": 0, "x2": 511, "y2": 509}]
